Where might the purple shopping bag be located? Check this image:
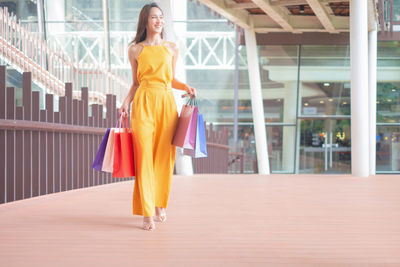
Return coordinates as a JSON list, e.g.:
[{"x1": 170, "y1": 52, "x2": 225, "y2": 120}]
[
  {"x1": 184, "y1": 114, "x2": 208, "y2": 158},
  {"x1": 92, "y1": 128, "x2": 110, "y2": 171},
  {"x1": 172, "y1": 105, "x2": 198, "y2": 149}
]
